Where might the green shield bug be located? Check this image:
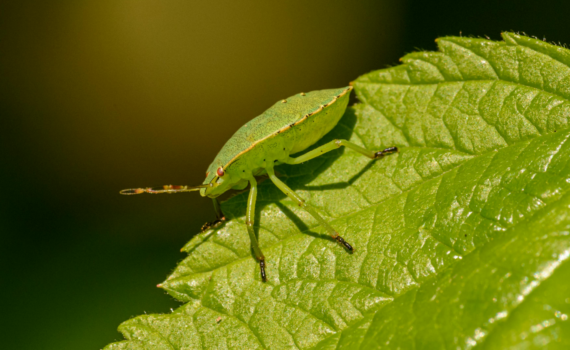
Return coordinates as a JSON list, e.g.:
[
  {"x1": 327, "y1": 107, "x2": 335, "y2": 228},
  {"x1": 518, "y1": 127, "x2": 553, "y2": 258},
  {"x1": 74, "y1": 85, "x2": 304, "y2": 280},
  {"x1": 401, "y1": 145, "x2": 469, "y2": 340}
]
[{"x1": 121, "y1": 86, "x2": 398, "y2": 282}]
